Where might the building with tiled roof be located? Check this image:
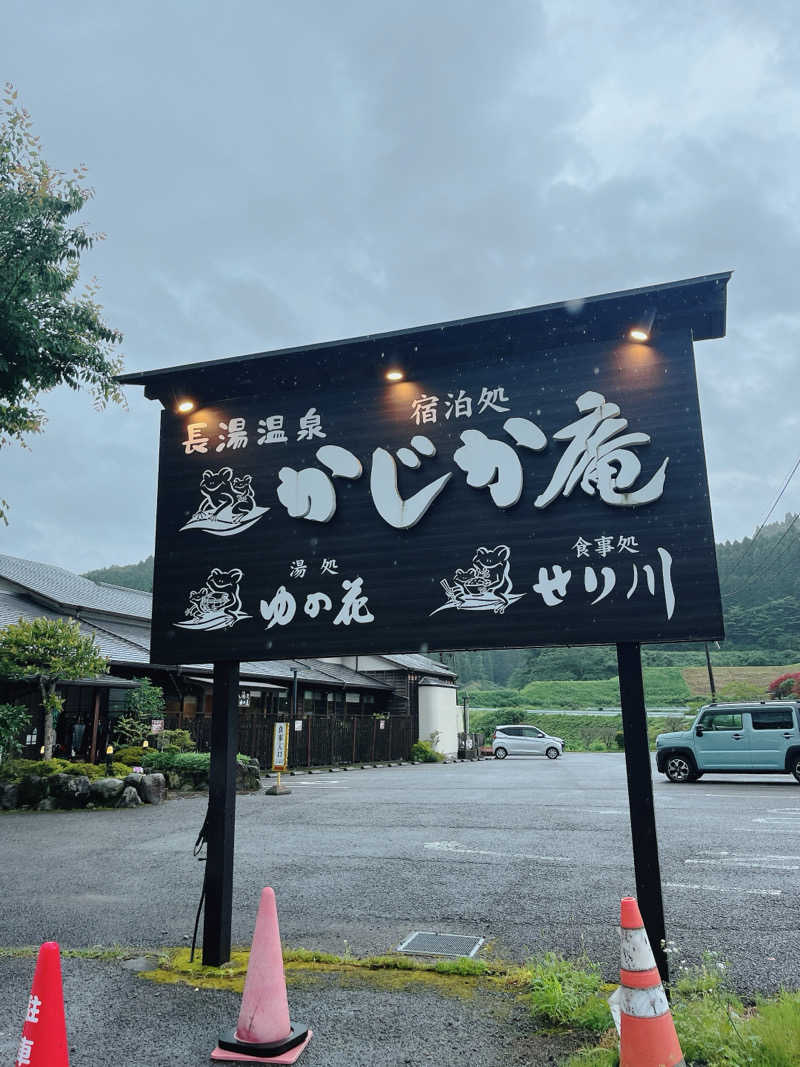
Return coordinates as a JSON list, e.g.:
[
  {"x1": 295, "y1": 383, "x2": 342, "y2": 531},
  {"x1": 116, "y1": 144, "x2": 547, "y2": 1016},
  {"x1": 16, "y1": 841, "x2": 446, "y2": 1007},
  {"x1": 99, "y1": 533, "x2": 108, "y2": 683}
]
[{"x1": 0, "y1": 554, "x2": 462, "y2": 765}]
